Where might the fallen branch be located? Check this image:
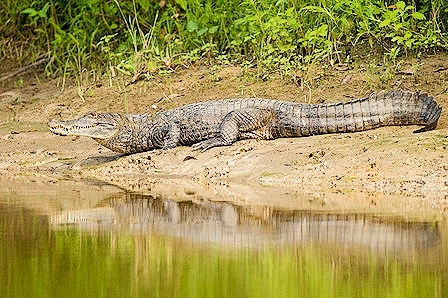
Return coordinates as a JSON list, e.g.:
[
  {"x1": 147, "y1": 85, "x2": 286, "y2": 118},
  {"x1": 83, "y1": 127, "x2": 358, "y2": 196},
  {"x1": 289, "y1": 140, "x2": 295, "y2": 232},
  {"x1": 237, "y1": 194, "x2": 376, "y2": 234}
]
[
  {"x1": 0, "y1": 53, "x2": 51, "y2": 82},
  {"x1": 434, "y1": 67, "x2": 448, "y2": 73}
]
